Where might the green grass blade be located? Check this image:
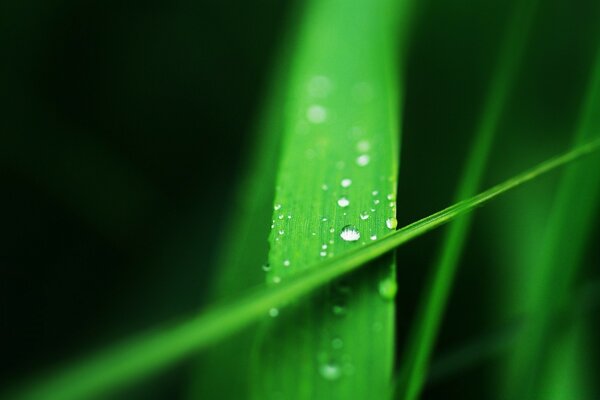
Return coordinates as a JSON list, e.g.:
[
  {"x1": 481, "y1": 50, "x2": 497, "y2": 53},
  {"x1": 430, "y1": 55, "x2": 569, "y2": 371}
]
[
  {"x1": 7, "y1": 137, "x2": 600, "y2": 400},
  {"x1": 251, "y1": 0, "x2": 410, "y2": 397},
  {"x1": 503, "y1": 41, "x2": 600, "y2": 399},
  {"x1": 395, "y1": 1, "x2": 539, "y2": 398}
]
